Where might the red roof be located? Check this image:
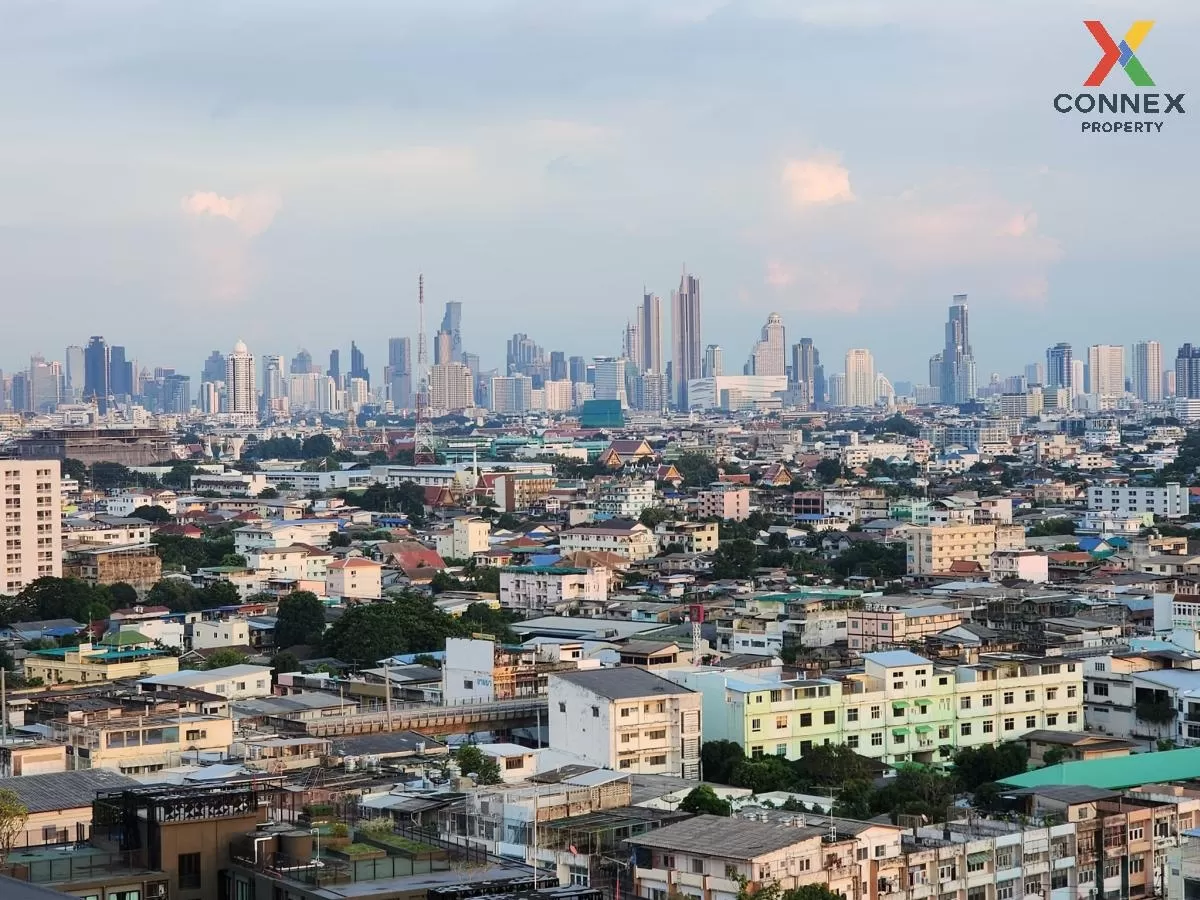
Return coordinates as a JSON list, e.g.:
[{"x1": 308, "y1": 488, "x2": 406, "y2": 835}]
[
  {"x1": 328, "y1": 557, "x2": 382, "y2": 570},
  {"x1": 947, "y1": 560, "x2": 985, "y2": 574}
]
